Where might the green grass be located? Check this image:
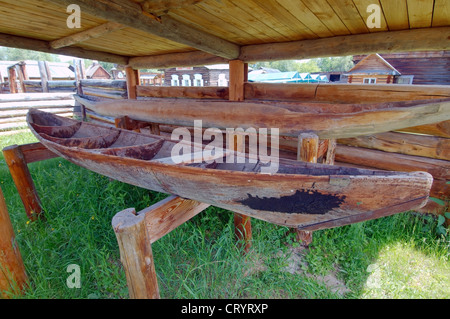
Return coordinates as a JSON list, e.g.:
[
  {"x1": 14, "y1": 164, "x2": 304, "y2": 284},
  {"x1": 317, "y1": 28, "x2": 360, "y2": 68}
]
[{"x1": 0, "y1": 131, "x2": 449, "y2": 299}]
